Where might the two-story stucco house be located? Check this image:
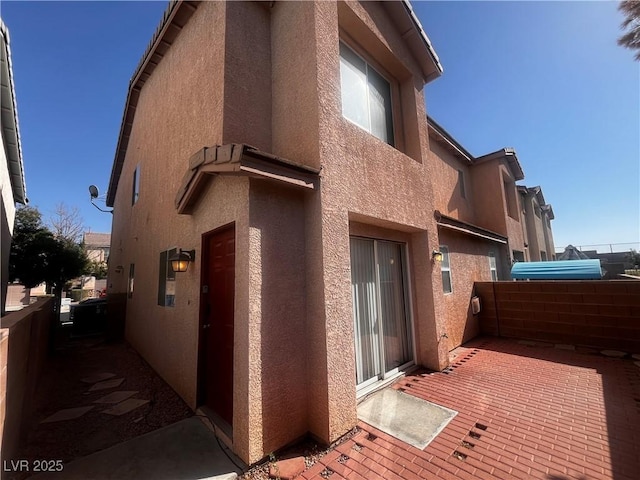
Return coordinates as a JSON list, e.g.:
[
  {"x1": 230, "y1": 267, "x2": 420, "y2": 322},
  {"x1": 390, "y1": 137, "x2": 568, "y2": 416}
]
[
  {"x1": 105, "y1": 0, "x2": 554, "y2": 465},
  {"x1": 518, "y1": 185, "x2": 555, "y2": 261}
]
